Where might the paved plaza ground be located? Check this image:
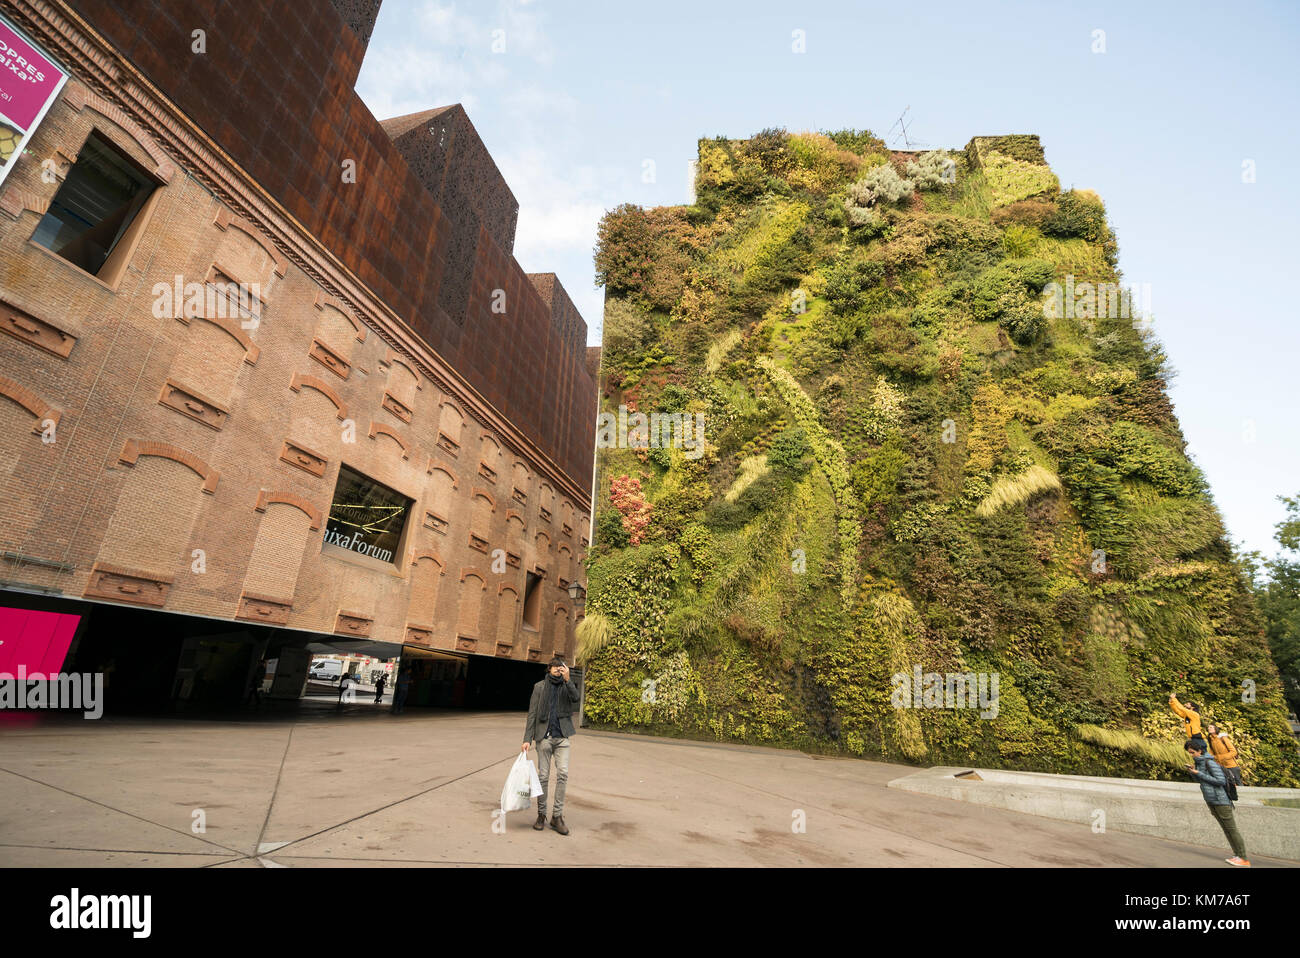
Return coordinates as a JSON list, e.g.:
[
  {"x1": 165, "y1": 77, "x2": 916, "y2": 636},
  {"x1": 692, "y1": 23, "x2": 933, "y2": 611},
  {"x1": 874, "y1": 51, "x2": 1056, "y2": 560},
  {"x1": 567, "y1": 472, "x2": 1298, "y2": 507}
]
[{"x1": 1, "y1": 706, "x2": 1294, "y2": 867}]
